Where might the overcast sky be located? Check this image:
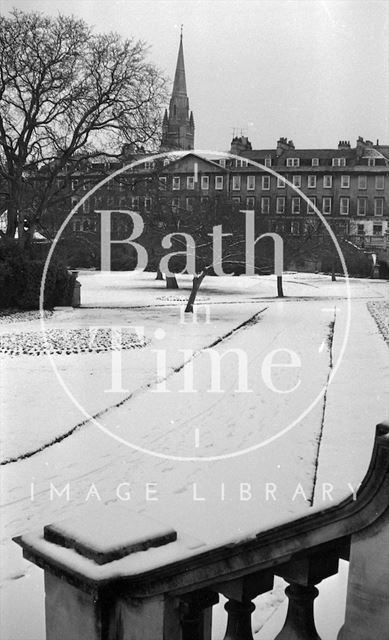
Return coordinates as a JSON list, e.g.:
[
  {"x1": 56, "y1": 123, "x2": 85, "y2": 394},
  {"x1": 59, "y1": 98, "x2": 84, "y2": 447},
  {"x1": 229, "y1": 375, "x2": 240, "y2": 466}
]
[{"x1": 3, "y1": 0, "x2": 389, "y2": 151}]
